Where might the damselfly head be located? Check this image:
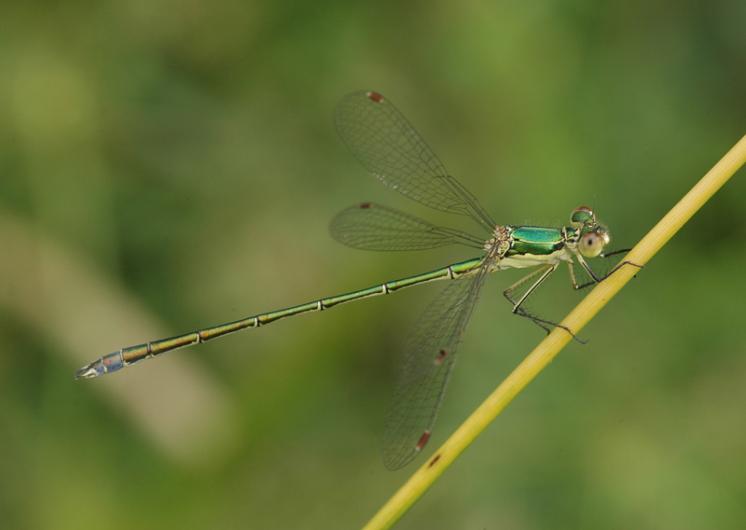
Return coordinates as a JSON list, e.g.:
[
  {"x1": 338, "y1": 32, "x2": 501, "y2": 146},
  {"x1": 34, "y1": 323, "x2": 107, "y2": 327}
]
[{"x1": 570, "y1": 206, "x2": 610, "y2": 257}]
